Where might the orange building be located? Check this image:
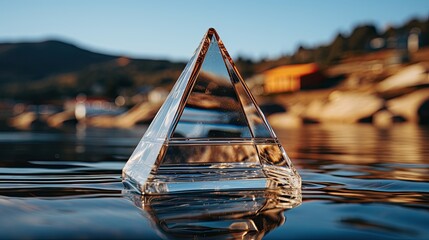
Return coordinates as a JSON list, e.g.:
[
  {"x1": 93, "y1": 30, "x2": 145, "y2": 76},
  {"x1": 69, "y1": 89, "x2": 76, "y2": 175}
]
[{"x1": 263, "y1": 63, "x2": 324, "y2": 93}]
